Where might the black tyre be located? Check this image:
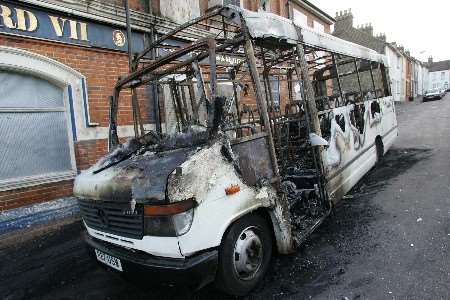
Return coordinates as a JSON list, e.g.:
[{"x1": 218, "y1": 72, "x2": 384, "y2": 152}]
[
  {"x1": 215, "y1": 214, "x2": 272, "y2": 296},
  {"x1": 375, "y1": 137, "x2": 384, "y2": 163}
]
